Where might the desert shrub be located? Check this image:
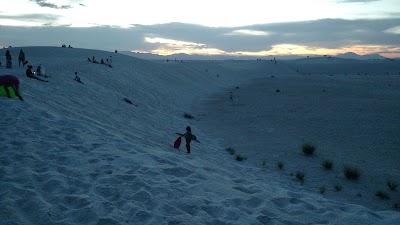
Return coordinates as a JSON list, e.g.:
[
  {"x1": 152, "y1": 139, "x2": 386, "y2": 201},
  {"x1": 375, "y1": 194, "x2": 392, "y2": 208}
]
[
  {"x1": 344, "y1": 166, "x2": 361, "y2": 180},
  {"x1": 236, "y1": 155, "x2": 247, "y2": 161},
  {"x1": 319, "y1": 186, "x2": 326, "y2": 194},
  {"x1": 184, "y1": 113, "x2": 194, "y2": 119},
  {"x1": 302, "y1": 143, "x2": 316, "y2": 156},
  {"x1": 261, "y1": 160, "x2": 267, "y2": 167},
  {"x1": 235, "y1": 86, "x2": 240, "y2": 89},
  {"x1": 276, "y1": 89, "x2": 280, "y2": 93},
  {"x1": 277, "y1": 162, "x2": 284, "y2": 170},
  {"x1": 296, "y1": 172, "x2": 305, "y2": 185},
  {"x1": 322, "y1": 160, "x2": 333, "y2": 170},
  {"x1": 334, "y1": 184, "x2": 342, "y2": 192},
  {"x1": 394, "y1": 203, "x2": 400, "y2": 210},
  {"x1": 387, "y1": 181, "x2": 398, "y2": 191},
  {"x1": 376, "y1": 191, "x2": 390, "y2": 200},
  {"x1": 226, "y1": 147, "x2": 235, "y2": 155}
]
